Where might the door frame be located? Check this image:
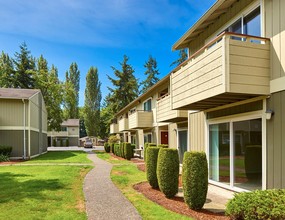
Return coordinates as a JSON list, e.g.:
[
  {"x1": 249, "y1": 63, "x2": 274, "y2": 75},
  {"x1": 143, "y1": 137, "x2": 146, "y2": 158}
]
[{"x1": 177, "y1": 128, "x2": 188, "y2": 164}]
